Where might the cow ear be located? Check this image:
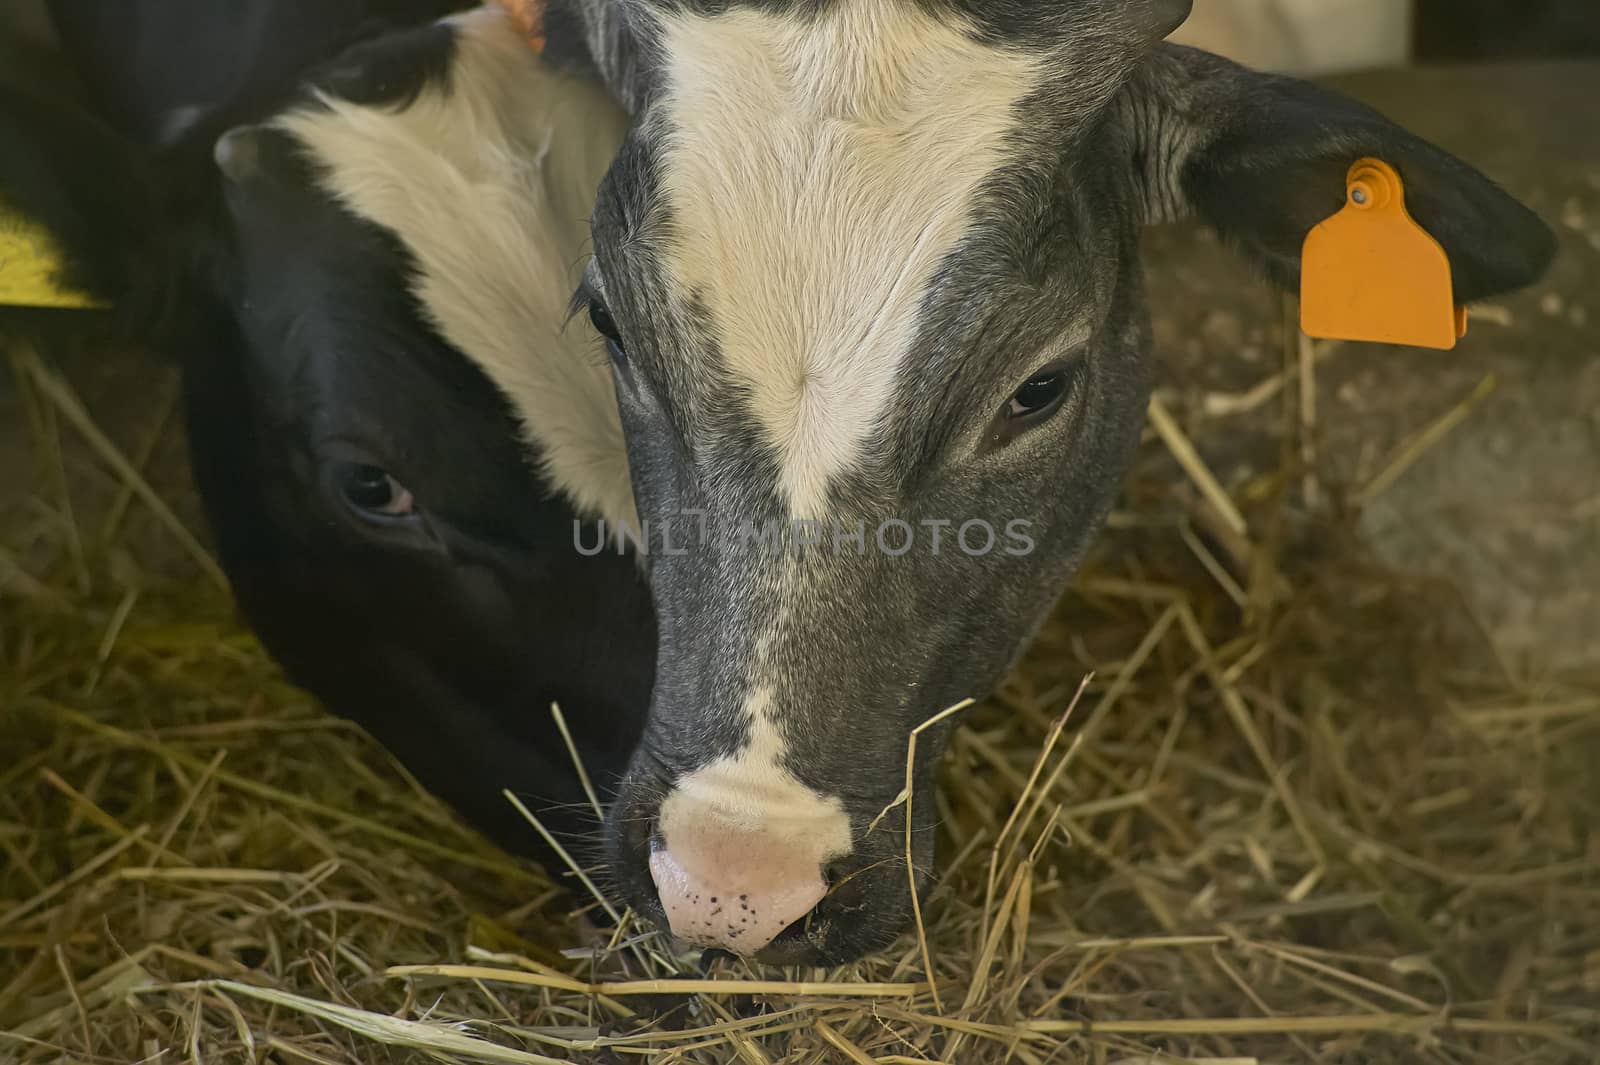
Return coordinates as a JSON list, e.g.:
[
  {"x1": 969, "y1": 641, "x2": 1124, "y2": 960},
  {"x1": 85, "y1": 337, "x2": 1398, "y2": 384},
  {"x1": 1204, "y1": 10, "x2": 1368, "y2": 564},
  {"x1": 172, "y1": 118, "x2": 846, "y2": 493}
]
[
  {"x1": 43, "y1": 0, "x2": 465, "y2": 150},
  {"x1": 0, "y1": 80, "x2": 163, "y2": 316},
  {"x1": 1118, "y1": 45, "x2": 1555, "y2": 303}
]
